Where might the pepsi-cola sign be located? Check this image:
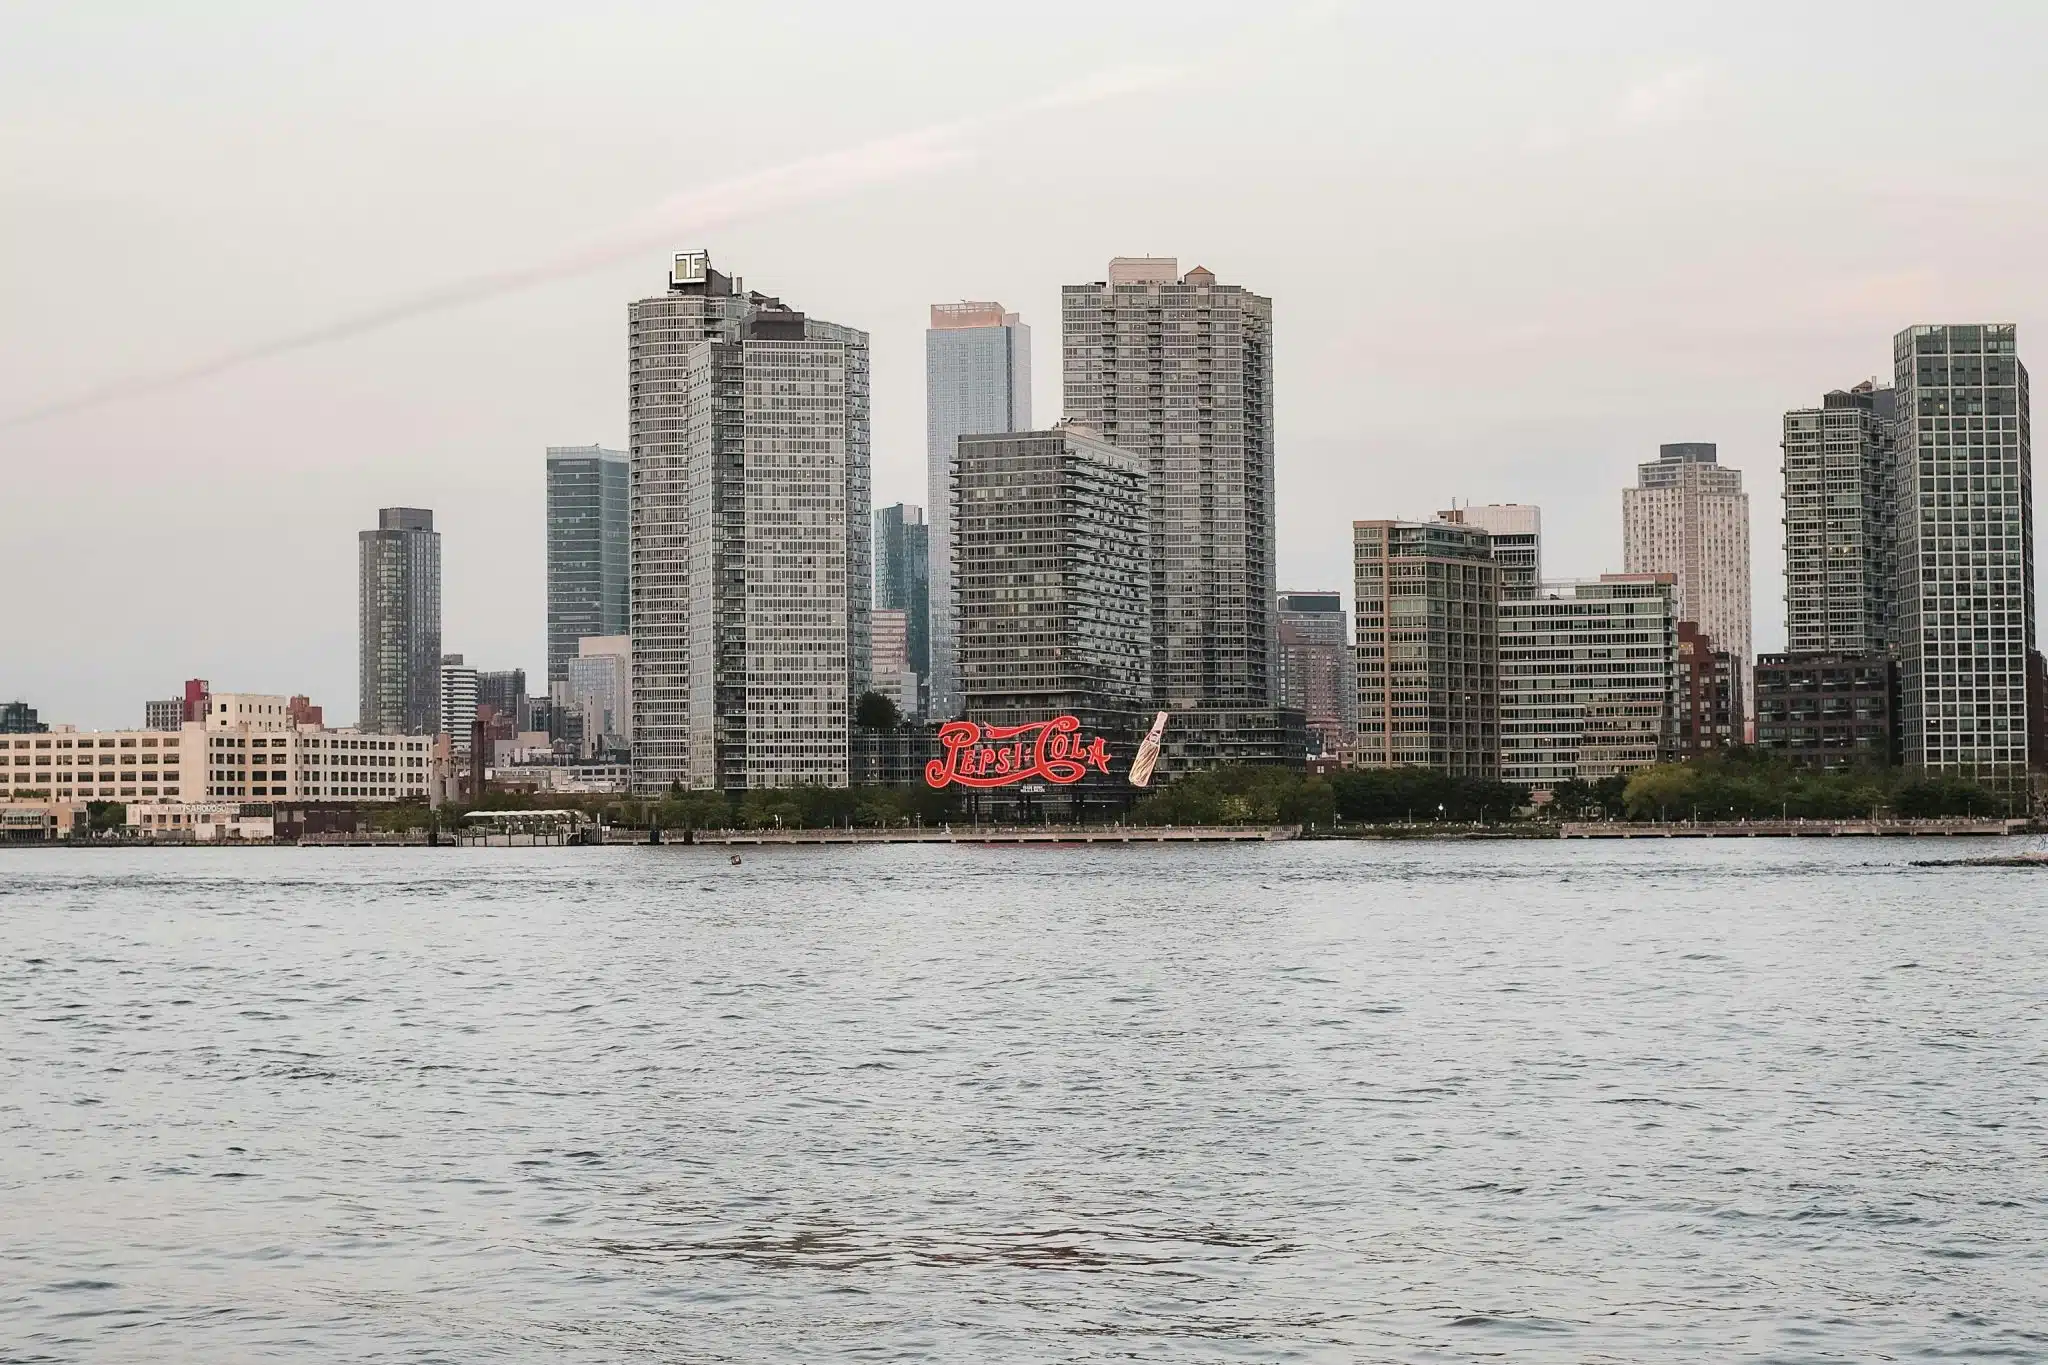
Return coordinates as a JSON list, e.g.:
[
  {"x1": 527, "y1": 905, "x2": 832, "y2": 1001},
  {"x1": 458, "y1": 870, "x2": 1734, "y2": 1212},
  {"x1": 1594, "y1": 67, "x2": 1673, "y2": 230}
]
[{"x1": 923, "y1": 717, "x2": 1112, "y2": 789}]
